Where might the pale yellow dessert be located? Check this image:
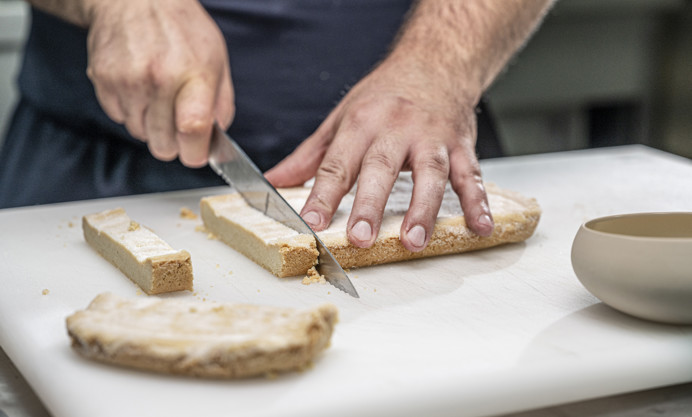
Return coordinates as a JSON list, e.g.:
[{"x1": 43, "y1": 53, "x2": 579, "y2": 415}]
[
  {"x1": 66, "y1": 293, "x2": 338, "y2": 378},
  {"x1": 302, "y1": 266, "x2": 326, "y2": 285},
  {"x1": 83, "y1": 208, "x2": 193, "y2": 294},
  {"x1": 200, "y1": 194, "x2": 318, "y2": 277},
  {"x1": 179, "y1": 207, "x2": 198, "y2": 220},
  {"x1": 201, "y1": 174, "x2": 541, "y2": 277}
]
